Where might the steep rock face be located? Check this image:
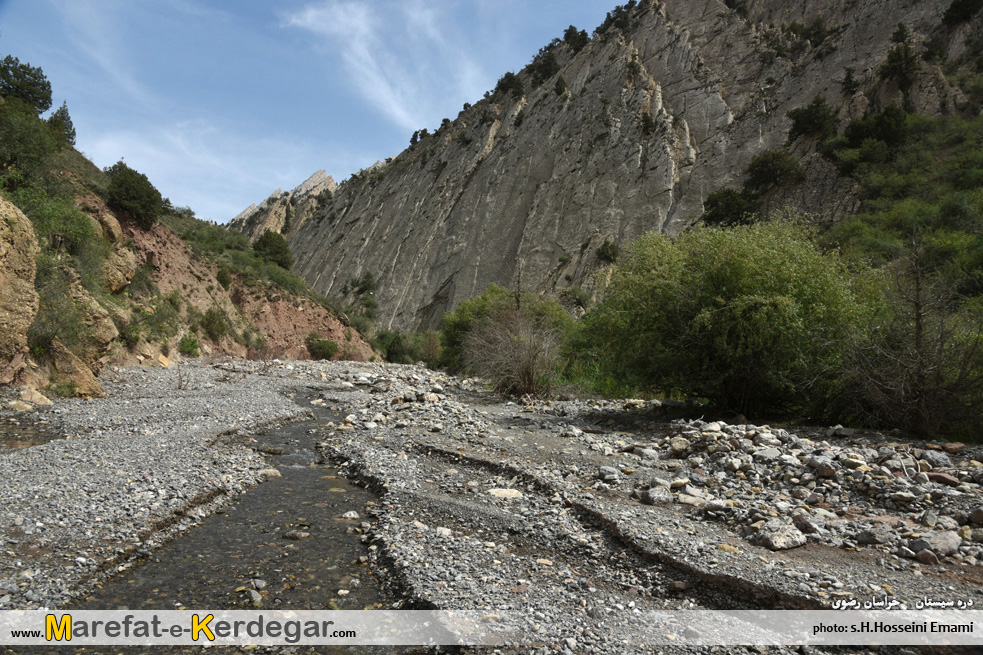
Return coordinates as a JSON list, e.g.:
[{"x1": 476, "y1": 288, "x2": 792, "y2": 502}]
[
  {"x1": 229, "y1": 170, "x2": 336, "y2": 241},
  {"x1": 0, "y1": 196, "x2": 40, "y2": 383},
  {"x1": 233, "y1": 0, "x2": 959, "y2": 331}
]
